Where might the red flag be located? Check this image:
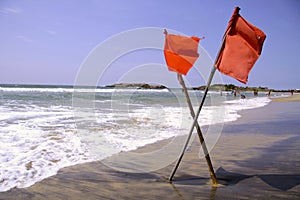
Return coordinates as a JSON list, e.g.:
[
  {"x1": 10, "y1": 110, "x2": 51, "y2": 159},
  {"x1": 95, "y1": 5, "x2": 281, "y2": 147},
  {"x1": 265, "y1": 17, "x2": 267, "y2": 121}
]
[
  {"x1": 215, "y1": 7, "x2": 266, "y2": 84},
  {"x1": 164, "y1": 34, "x2": 200, "y2": 75}
]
